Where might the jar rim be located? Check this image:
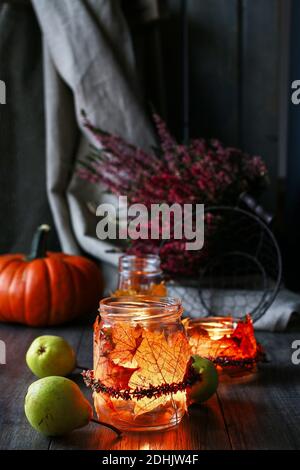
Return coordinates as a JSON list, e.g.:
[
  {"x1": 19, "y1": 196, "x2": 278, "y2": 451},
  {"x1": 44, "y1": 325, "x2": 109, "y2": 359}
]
[
  {"x1": 119, "y1": 254, "x2": 162, "y2": 275},
  {"x1": 185, "y1": 316, "x2": 236, "y2": 334},
  {"x1": 99, "y1": 295, "x2": 183, "y2": 321},
  {"x1": 187, "y1": 316, "x2": 234, "y2": 326}
]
